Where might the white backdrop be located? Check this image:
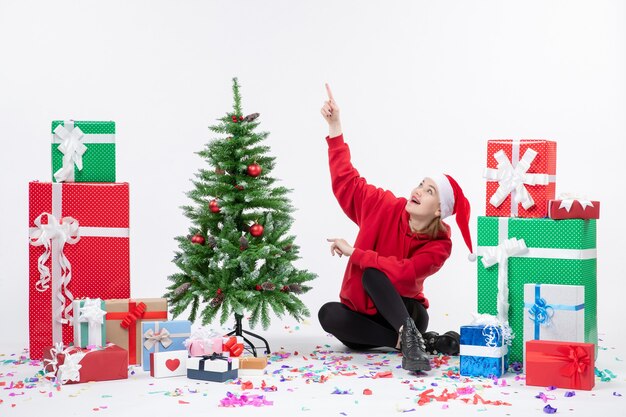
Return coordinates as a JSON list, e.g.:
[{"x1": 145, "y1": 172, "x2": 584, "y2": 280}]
[{"x1": 1, "y1": 0, "x2": 624, "y2": 353}]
